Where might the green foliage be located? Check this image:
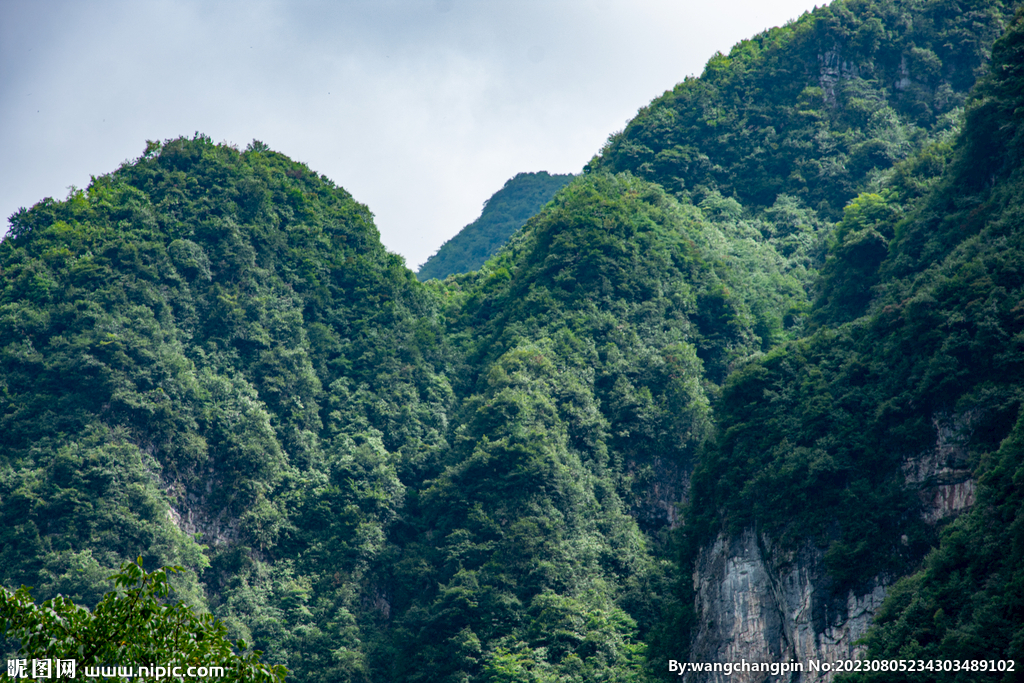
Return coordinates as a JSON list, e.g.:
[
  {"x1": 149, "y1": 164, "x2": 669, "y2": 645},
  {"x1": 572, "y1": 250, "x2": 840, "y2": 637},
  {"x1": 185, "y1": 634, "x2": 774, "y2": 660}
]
[
  {"x1": 686, "y1": 2, "x2": 1024, "y2": 665},
  {"x1": 418, "y1": 172, "x2": 574, "y2": 281},
  {"x1": 2, "y1": 1, "x2": 1022, "y2": 680},
  {"x1": 832, "y1": 9, "x2": 1024, "y2": 676},
  {"x1": 0, "y1": 134, "x2": 453, "y2": 683},
  {"x1": 590, "y1": 0, "x2": 1012, "y2": 219},
  {"x1": 453, "y1": 174, "x2": 808, "y2": 385},
  {"x1": 380, "y1": 169, "x2": 822, "y2": 680},
  {"x1": 0, "y1": 427, "x2": 209, "y2": 605},
  {"x1": 812, "y1": 190, "x2": 901, "y2": 324},
  {"x1": 688, "y1": 325, "x2": 938, "y2": 586},
  {"x1": 839, "y1": 412, "x2": 1024, "y2": 683},
  {"x1": 1, "y1": 559, "x2": 285, "y2": 682},
  {"x1": 382, "y1": 174, "x2": 722, "y2": 682}
]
